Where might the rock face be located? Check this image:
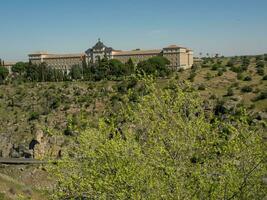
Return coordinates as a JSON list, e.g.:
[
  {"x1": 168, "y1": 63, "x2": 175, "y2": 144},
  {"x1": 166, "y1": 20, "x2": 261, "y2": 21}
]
[
  {"x1": 0, "y1": 134, "x2": 13, "y2": 157},
  {"x1": 9, "y1": 144, "x2": 33, "y2": 158},
  {"x1": 30, "y1": 125, "x2": 66, "y2": 159},
  {"x1": 0, "y1": 125, "x2": 66, "y2": 159}
]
